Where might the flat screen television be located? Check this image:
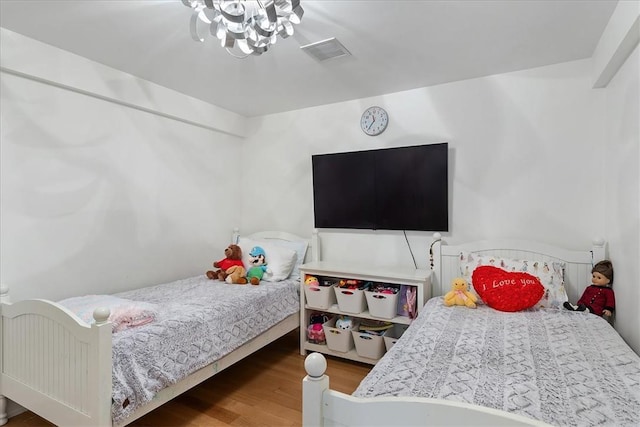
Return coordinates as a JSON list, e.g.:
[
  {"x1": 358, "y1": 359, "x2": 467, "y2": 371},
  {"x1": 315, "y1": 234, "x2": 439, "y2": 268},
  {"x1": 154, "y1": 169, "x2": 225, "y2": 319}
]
[{"x1": 312, "y1": 143, "x2": 449, "y2": 231}]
